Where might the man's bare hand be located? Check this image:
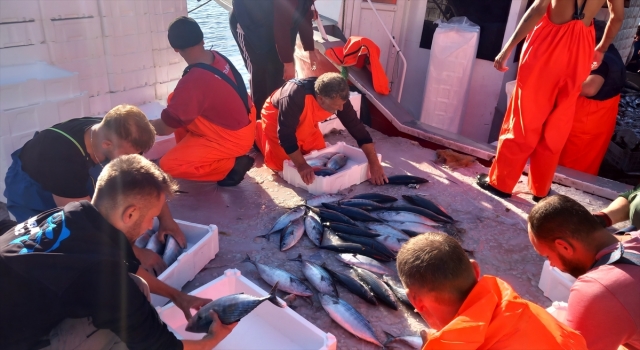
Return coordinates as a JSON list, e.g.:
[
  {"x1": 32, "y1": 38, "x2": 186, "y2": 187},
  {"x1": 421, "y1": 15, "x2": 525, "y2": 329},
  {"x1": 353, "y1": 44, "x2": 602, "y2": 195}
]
[
  {"x1": 494, "y1": 49, "x2": 511, "y2": 72},
  {"x1": 369, "y1": 162, "x2": 388, "y2": 186},
  {"x1": 308, "y1": 51, "x2": 318, "y2": 71},
  {"x1": 297, "y1": 163, "x2": 316, "y2": 185},
  {"x1": 157, "y1": 218, "x2": 187, "y2": 248},
  {"x1": 283, "y1": 62, "x2": 296, "y2": 81},
  {"x1": 174, "y1": 292, "x2": 212, "y2": 321},
  {"x1": 134, "y1": 246, "x2": 167, "y2": 277},
  {"x1": 592, "y1": 50, "x2": 605, "y2": 70},
  {"x1": 420, "y1": 329, "x2": 429, "y2": 346}
]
